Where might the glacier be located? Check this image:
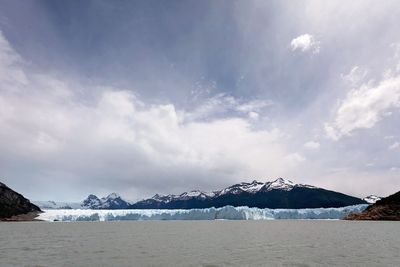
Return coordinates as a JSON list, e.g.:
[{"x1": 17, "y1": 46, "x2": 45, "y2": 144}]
[{"x1": 38, "y1": 204, "x2": 368, "y2": 221}]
